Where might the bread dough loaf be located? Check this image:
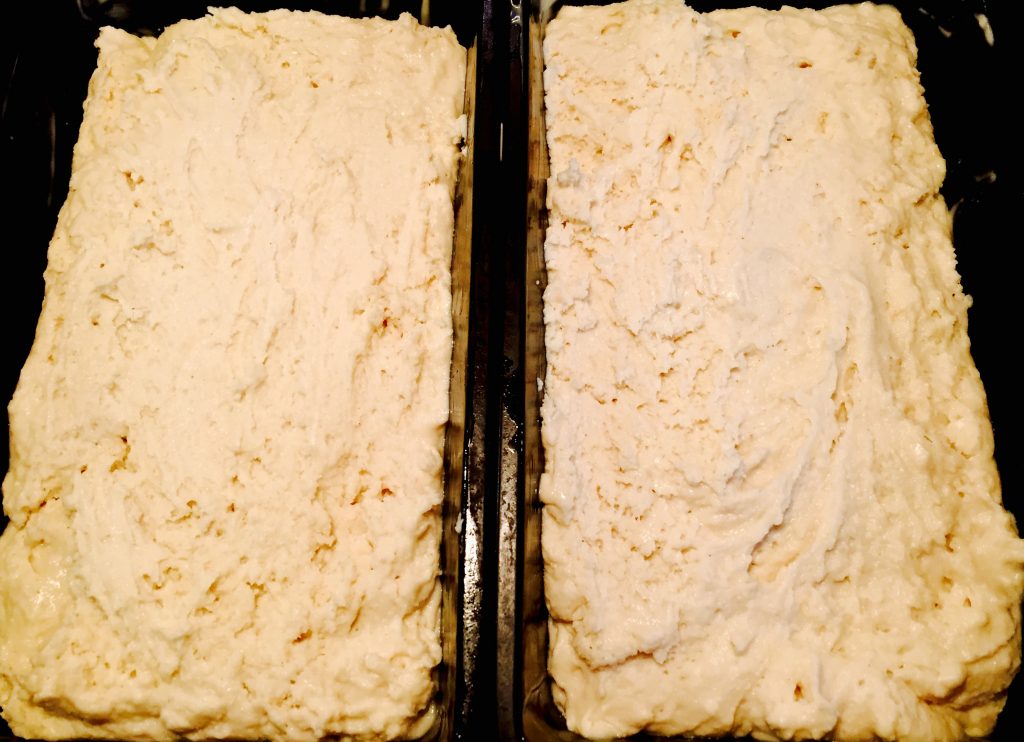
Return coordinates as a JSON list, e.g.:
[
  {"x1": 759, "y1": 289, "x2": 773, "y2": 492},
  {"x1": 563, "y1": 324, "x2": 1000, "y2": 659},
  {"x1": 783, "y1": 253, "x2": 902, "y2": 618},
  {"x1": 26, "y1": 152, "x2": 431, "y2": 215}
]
[
  {"x1": 540, "y1": 1, "x2": 1024, "y2": 739},
  {"x1": 0, "y1": 9, "x2": 465, "y2": 740}
]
